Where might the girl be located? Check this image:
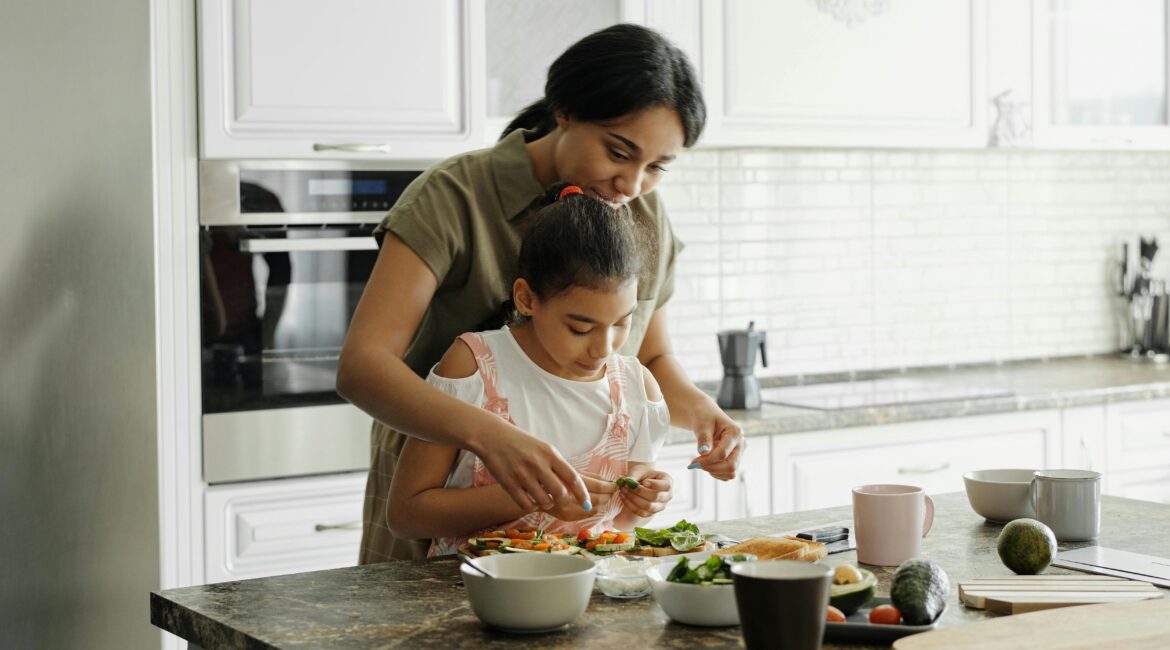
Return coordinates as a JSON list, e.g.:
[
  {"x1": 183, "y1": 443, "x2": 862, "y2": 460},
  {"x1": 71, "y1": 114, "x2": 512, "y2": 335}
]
[
  {"x1": 339, "y1": 23, "x2": 745, "y2": 562},
  {"x1": 387, "y1": 185, "x2": 672, "y2": 553}
]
